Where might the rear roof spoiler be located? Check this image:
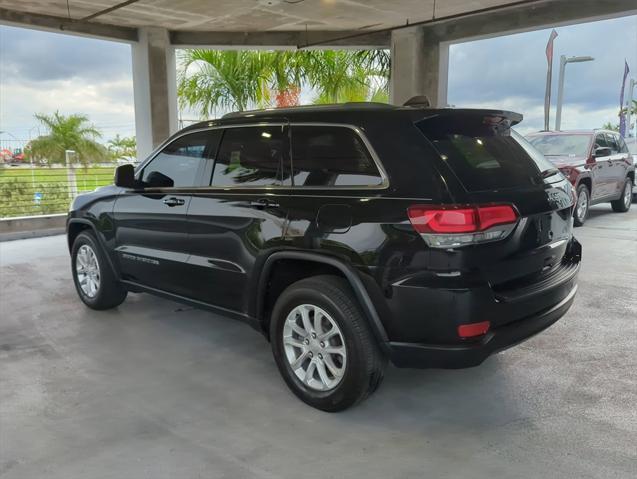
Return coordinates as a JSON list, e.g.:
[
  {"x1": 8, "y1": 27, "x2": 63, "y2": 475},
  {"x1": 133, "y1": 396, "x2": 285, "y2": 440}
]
[{"x1": 412, "y1": 108, "x2": 523, "y2": 127}]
